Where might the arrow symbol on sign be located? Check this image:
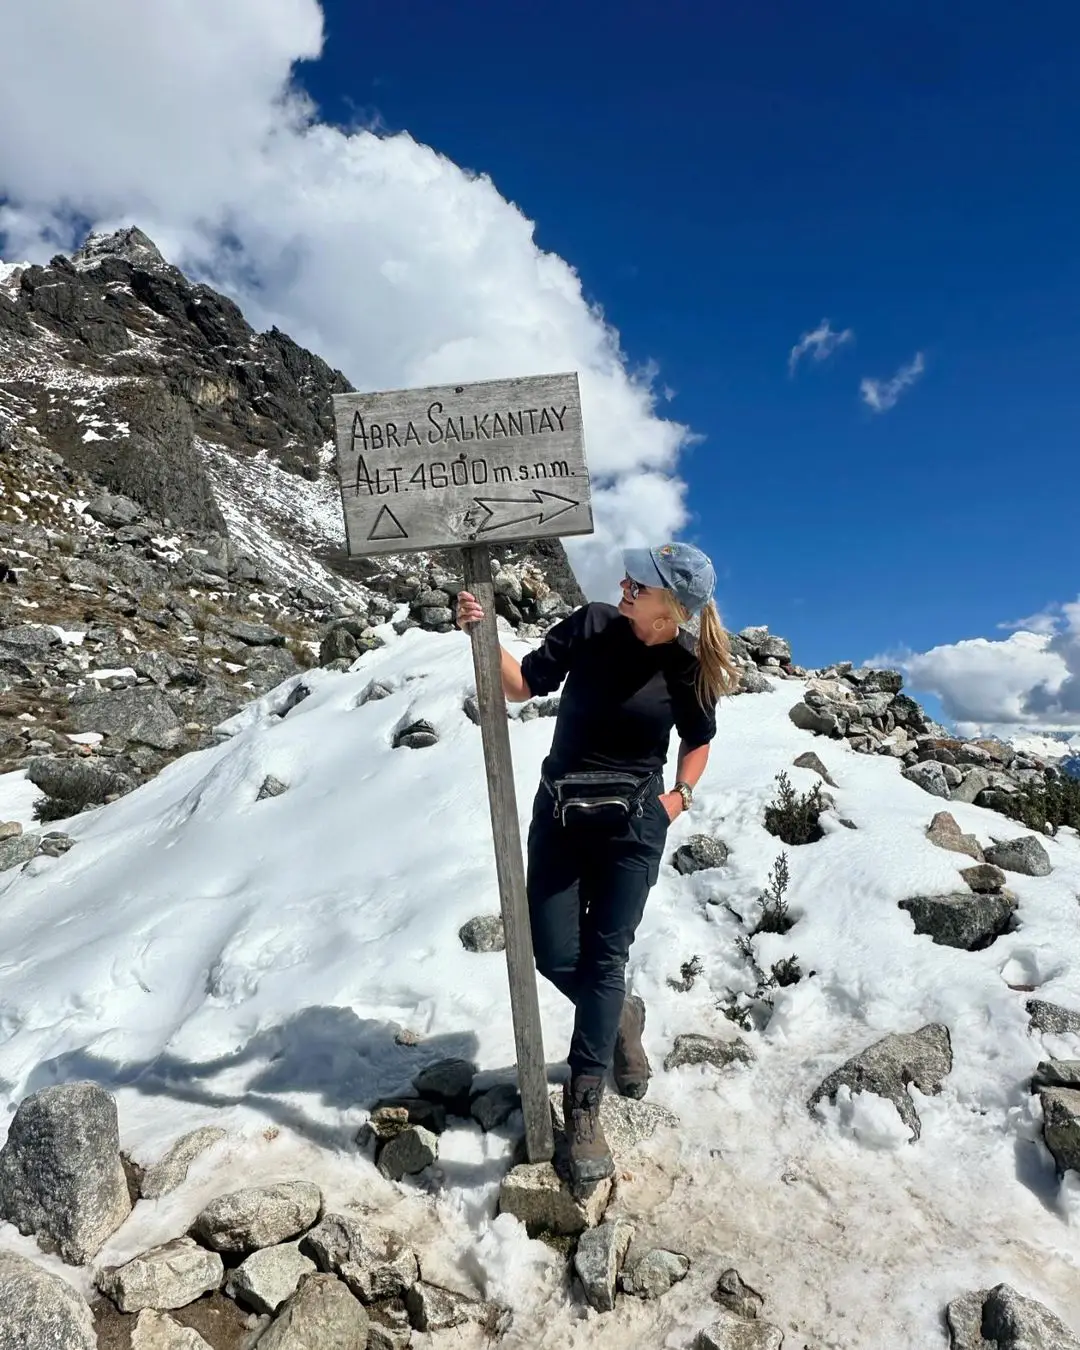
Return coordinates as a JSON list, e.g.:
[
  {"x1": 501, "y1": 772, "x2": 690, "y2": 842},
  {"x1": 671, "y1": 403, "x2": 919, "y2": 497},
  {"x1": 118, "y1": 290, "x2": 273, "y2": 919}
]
[{"x1": 468, "y1": 489, "x2": 579, "y2": 536}]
